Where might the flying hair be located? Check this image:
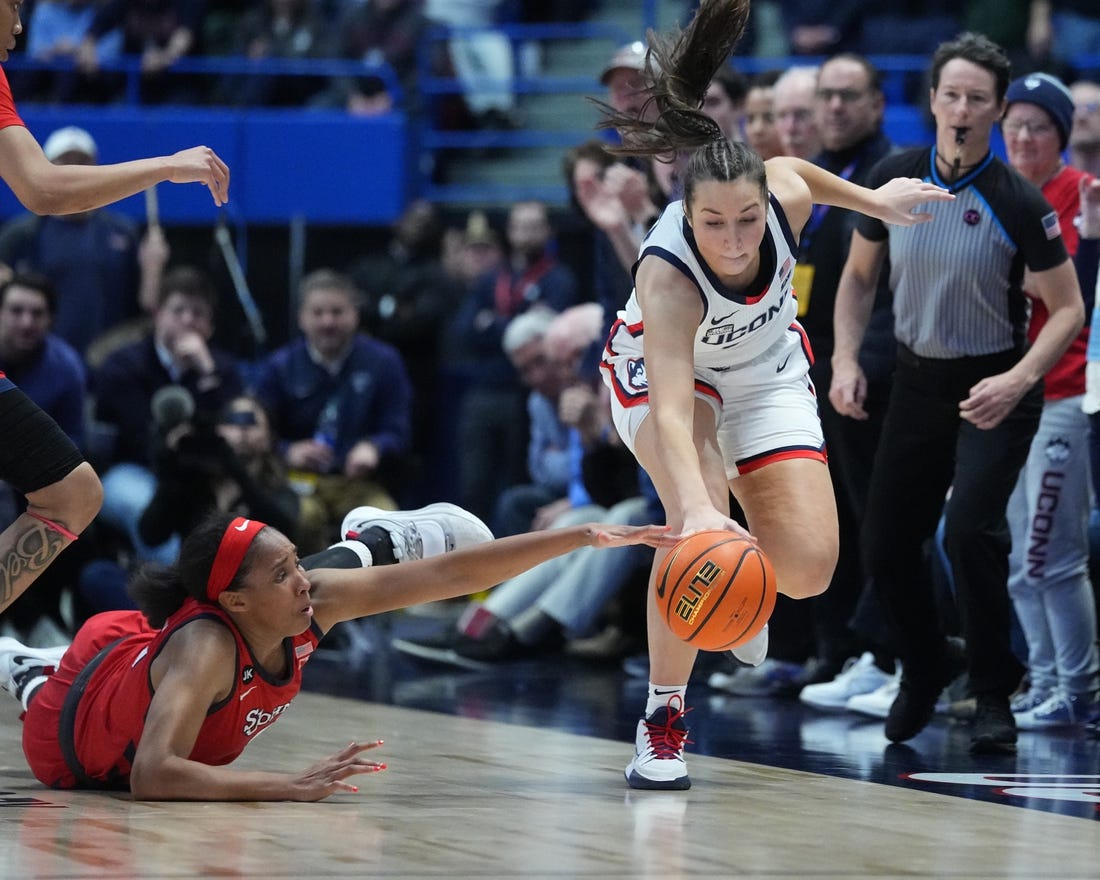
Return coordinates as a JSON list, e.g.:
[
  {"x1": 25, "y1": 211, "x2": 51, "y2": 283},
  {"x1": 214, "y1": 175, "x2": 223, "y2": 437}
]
[{"x1": 594, "y1": 0, "x2": 752, "y2": 157}]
